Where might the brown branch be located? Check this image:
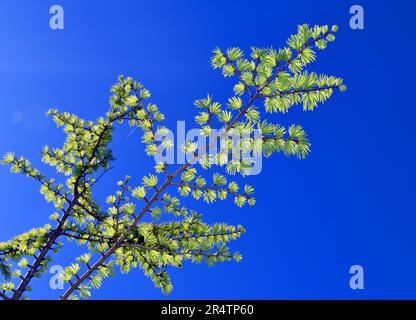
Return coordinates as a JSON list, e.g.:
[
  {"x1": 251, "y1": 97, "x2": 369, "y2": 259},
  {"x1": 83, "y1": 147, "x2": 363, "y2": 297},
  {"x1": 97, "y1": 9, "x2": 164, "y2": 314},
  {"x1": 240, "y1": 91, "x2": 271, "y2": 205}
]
[
  {"x1": 60, "y1": 91, "x2": 259, "y2": 299},
  {"x1": 59, "y1": 34, "x2": 340, "y2": 298},
  {"x1": 10, "y1": 105, "x2": 138, "y2": 300},
  {"x1": 0, "y1": 291, "x2": 10, "y2": 300},
  {"x1": 266, "y1": 84, "x2": 339, "y2": 99},
  {"x1": 10, "y1": 200, "x2": 76, "y2": 299}
]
